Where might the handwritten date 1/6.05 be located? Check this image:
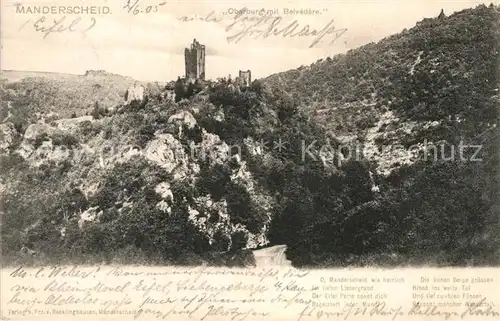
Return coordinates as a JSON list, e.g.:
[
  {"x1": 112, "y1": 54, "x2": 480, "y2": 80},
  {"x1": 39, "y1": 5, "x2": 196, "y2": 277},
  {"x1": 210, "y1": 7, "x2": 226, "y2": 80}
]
[{"x1": 123, "y1": 0, "x2": 166, "y2": 15}]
